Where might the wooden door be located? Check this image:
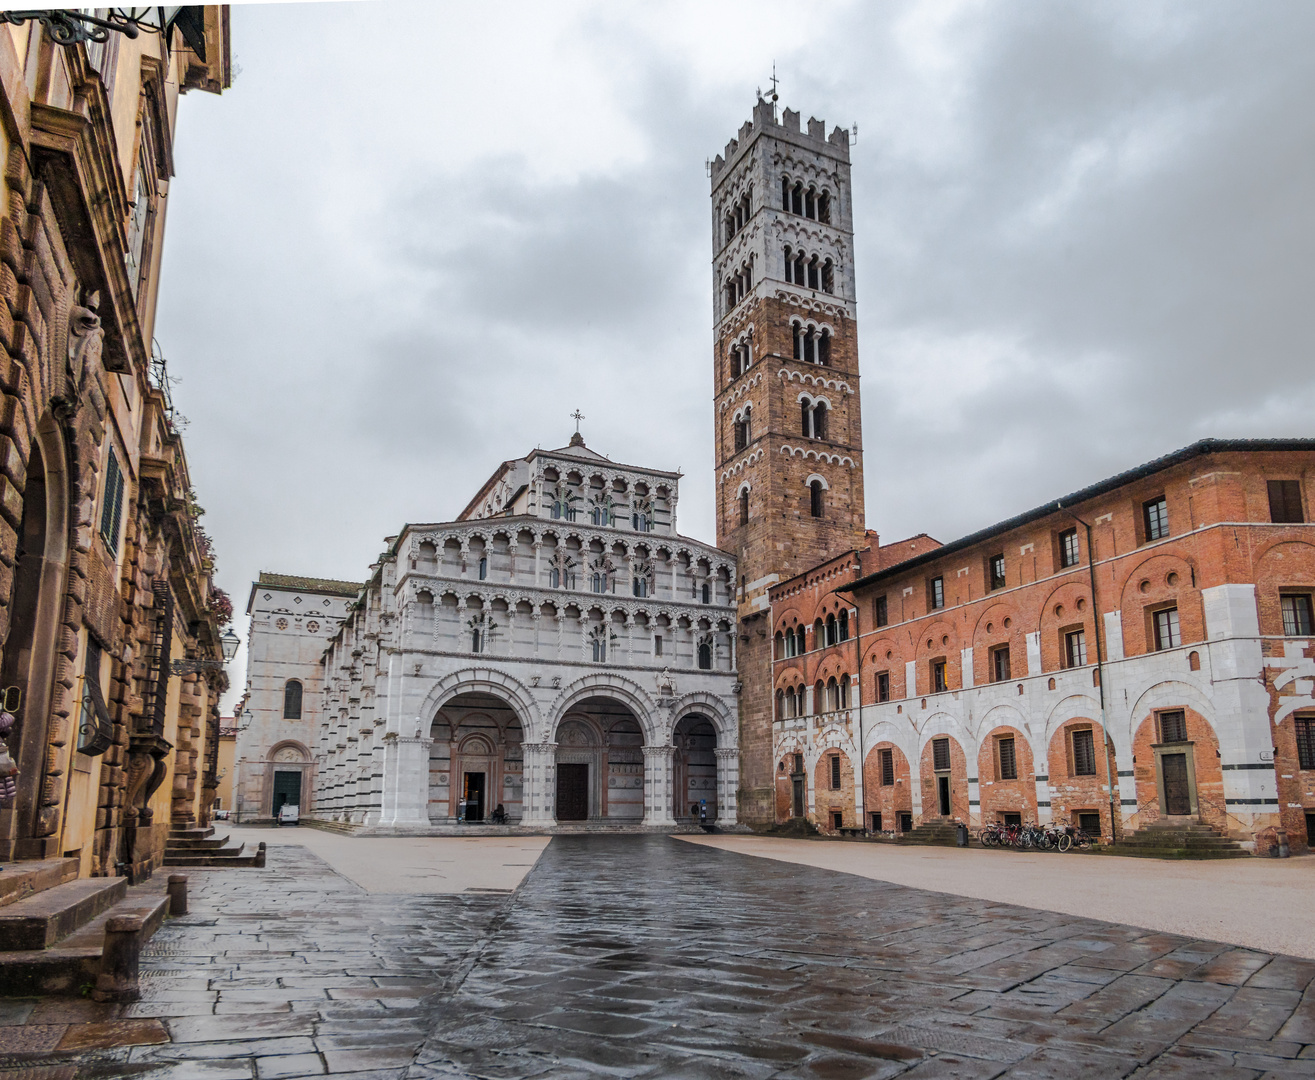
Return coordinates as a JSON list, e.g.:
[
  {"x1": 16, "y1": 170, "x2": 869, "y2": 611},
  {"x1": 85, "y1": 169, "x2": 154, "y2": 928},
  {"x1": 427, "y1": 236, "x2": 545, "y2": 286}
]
[
  {"x1": 938, "y1": 775, "x2": 951, "y2": 817},
  {"x1": 556, "y1": 763, "x2": 589, "y2": 821},
  {"x1": 792, "y1": 777, "x2": 804, "y2": 818},
  {"x1": 1161, "y1": 754, "x2": 1190, "y2": 816}
]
